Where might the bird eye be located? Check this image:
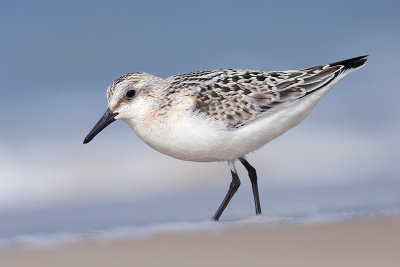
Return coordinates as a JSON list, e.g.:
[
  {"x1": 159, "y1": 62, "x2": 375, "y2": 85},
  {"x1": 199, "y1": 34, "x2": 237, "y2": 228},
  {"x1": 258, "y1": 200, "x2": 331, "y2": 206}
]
[{"x1": 126, "y1": 90, "x2": 136, "y2": 98}]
